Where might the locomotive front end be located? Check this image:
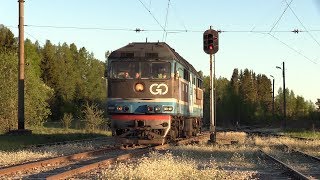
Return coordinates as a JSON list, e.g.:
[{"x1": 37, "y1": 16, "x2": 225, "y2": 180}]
[
  {"x1": 107, "y1": 45, "x2": 175, "y2": 145},
  {"x1": 107, "y1": 42, "x2": 204, "y2": 145}
]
